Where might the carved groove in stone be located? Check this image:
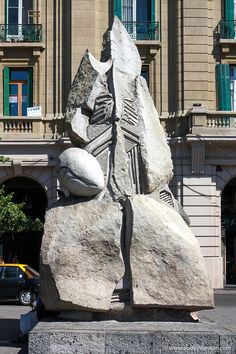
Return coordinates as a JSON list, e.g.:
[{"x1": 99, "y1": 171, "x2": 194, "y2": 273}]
[
  {"x1": 122, "y1": 98, "x2": 138, "y2": 126},
  {"x1": 85, "y1": 127, "x2": 112, "y2": 156},
  {"x1": 122, "y1": 126, "x2": 140, "y2": 153},
  {"x1": 159, "y1": 189, "x2": 174, "y2": 207},
  {"x1": 90, "y1": 93, "x2": 114, "y2": 125},
  {"x1": 128, "y1": 145, "x2": 144, "y2": 194}
]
